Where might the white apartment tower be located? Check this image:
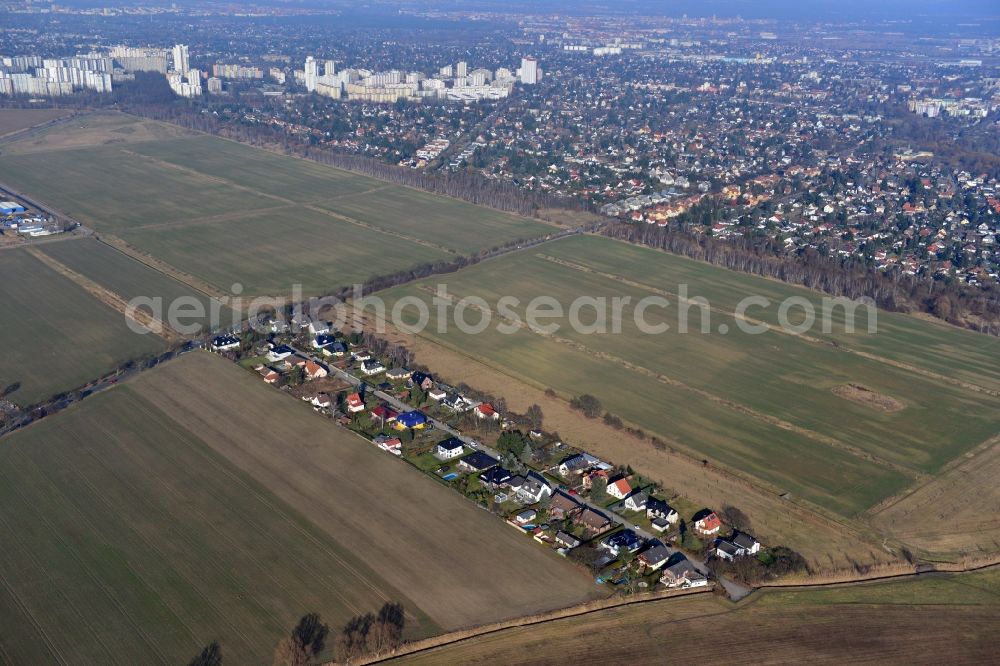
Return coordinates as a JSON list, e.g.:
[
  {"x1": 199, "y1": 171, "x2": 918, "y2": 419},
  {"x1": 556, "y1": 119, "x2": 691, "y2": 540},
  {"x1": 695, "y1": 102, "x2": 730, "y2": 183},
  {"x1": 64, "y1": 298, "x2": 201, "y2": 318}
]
[
  {"x1": 456, "y1": 61, "x2": 467, "y2": 77},
  {"x1": 304, "y1": 56, "x2": 319, "y2": 91},
  {"x1": 519, "y1": 56, "x2": 539, "y2": 84},
  {"x1": 172, "y1": 44, "x2": 190, "y2": 74}
]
